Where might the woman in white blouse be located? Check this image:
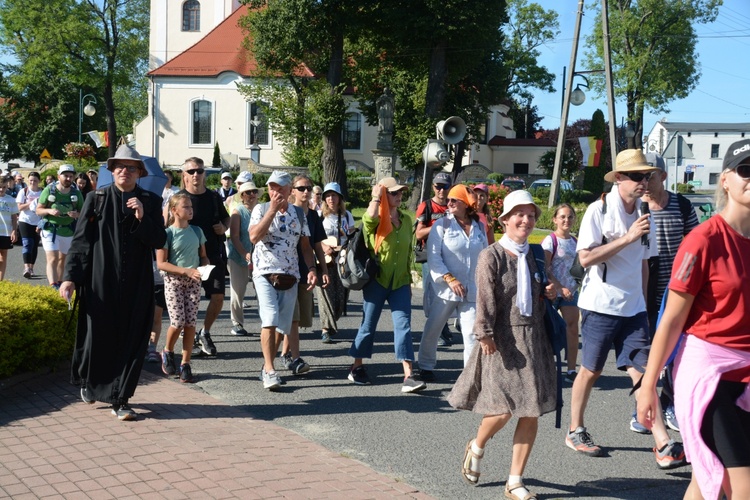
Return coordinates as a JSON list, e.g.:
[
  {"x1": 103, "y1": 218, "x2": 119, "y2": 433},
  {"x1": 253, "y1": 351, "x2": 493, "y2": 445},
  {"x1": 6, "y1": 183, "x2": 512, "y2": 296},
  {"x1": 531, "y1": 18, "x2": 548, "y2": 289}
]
[{"x1": 417, "y1": 184, "x2": 488, "y2": 380}]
